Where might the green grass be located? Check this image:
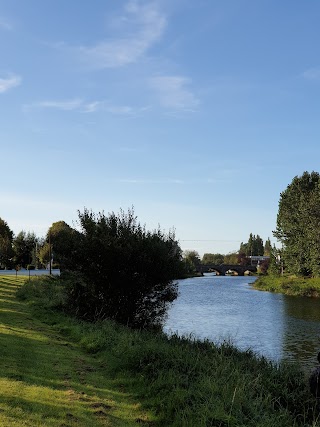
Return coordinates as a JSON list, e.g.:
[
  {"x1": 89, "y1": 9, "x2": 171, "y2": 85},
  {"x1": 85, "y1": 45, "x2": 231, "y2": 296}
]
[
  {"x1": 2, "y1": 275, "x2": 320, "y2": 426},
  {"x1": 0, "y1": 275, "x2": 156, "y2": 426},
  {"x1": 254, "y1": 275, "x2": 320, "y2": 297}
]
